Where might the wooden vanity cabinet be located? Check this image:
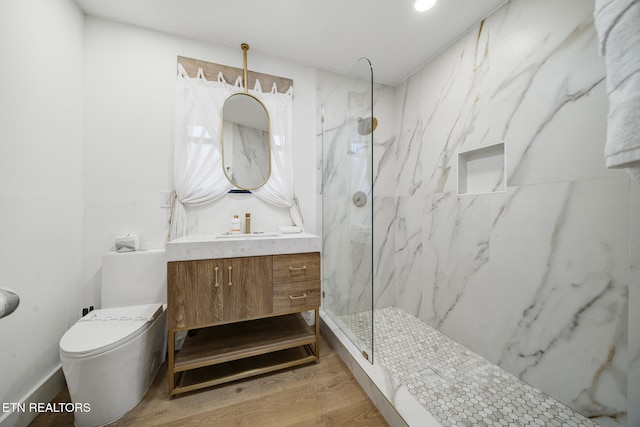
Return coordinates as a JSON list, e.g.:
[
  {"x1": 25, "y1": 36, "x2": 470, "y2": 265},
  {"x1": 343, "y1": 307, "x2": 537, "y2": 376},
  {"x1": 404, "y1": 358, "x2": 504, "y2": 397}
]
[
  {"x1": 168, "y1": 256, "x2": 272, "y2": 329},
  {"x1": 167, "y1": 252, "x2": 320, "y2": 397}
]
